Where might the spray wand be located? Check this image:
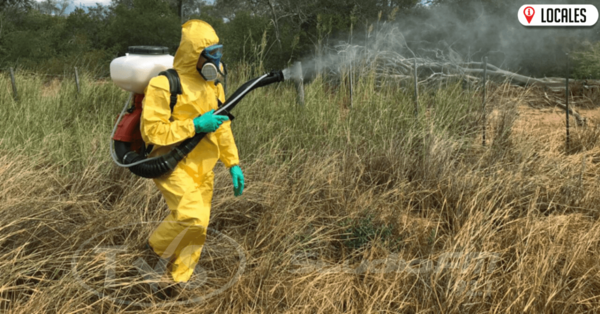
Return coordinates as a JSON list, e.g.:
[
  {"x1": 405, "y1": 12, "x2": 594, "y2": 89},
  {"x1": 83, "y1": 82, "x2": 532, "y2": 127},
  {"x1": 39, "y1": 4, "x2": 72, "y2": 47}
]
[{"x1": 111, "y1": 69, "x2": 288, "y2": 178}]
